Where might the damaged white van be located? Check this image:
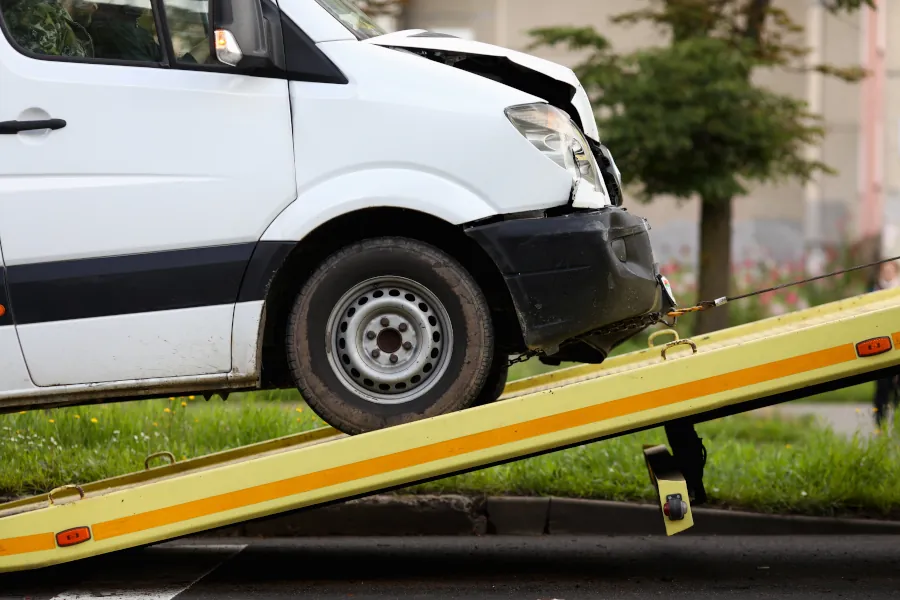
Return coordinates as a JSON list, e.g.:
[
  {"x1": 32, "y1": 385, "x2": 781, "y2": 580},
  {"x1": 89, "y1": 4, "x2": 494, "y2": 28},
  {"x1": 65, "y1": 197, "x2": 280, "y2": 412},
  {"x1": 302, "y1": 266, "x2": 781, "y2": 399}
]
[{"x1": 0, "y1": 0, "x2": 676, "y2": 434}]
